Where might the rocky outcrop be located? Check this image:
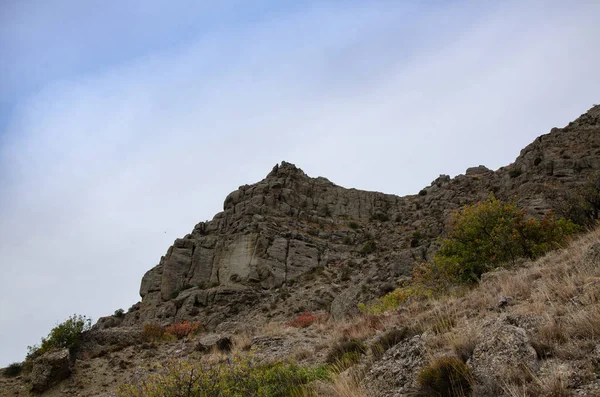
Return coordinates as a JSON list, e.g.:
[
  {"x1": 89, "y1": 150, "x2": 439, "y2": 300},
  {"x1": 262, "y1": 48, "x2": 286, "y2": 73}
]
[
  {"x1": 468, "y1": 319, "x2": 539, "y2": 388},
  {"x1": 30, "y1": 349, "x2": 73, "y2": 393},
  {"x1": 364, "y1": 334, "x2": 426, "y2": 397},
  {"x1": 120, "y1": 105, "x2": 600, "y2": 329}
]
